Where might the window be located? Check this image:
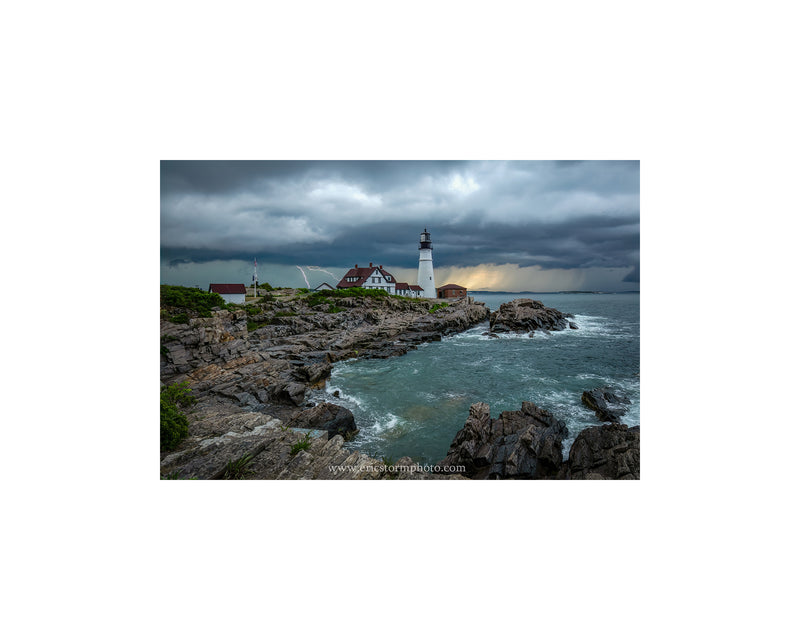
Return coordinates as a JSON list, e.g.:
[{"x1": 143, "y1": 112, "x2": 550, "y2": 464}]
[{"x1": 386, "y1": 276, "x2": 391, "y2": 281}]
